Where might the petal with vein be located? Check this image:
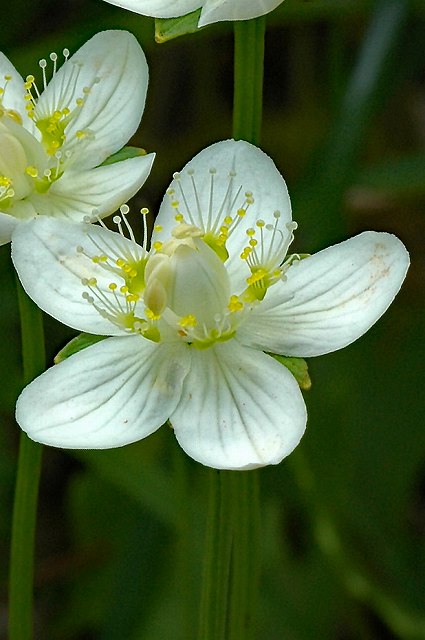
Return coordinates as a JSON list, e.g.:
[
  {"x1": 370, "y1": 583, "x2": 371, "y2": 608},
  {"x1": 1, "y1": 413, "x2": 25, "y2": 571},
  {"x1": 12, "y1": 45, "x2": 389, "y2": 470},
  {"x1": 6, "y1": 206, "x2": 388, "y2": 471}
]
[
  {"x1": 16, "y1": 336, "x2": 190, "y2": 448},
  {"x1": 154, "y1": 139, "x2": 292, "y2": 290},
  {"x1": 29, "y1": 153, "x2": 155, "y2": 220},
  {"x1": 12, "y1": 217, "x2": 142, "y2": 335},
  {"x1": 238, "y1": 231, "x2": 410, "y2": 357},
  {"x1": 37, "y1": 31, "x2": 149, "y2": 169},
  {"x1": 171, "y1": 341, "x2": 306, "y2": 469}
]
